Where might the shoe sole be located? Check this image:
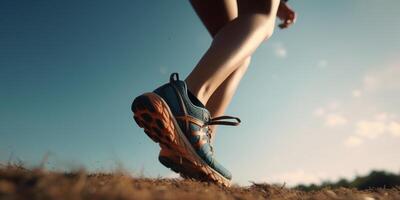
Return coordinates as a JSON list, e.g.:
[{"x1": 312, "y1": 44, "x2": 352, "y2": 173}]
[
  {"x1": 158, "y1": 154, "x2": 208, "y2": 180},
  {"x1": 131, "y1": 92, "x2": 231, "y2": 186}
]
